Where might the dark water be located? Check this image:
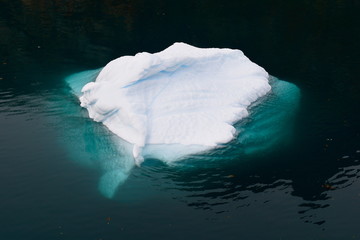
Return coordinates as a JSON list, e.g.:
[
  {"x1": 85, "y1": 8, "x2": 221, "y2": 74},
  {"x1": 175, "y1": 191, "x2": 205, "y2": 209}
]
[{"x1": 1, "y1": 1, "x2": 360, "y2": 239}]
